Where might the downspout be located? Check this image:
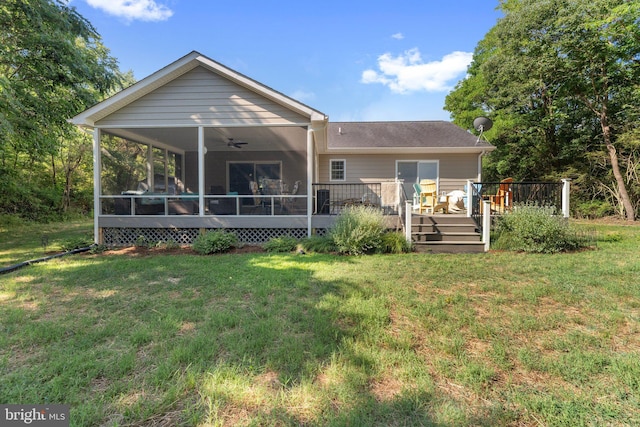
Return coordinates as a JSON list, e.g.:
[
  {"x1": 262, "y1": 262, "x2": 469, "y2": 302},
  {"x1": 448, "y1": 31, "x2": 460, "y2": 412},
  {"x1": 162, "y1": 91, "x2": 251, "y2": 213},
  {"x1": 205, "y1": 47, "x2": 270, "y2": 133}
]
[
  {"x1": 477, "y1": 151, "x2": 486, "y2": 182},
  {"x1": 93, "y1": 128, "x2": 101, "y2": 244}
]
